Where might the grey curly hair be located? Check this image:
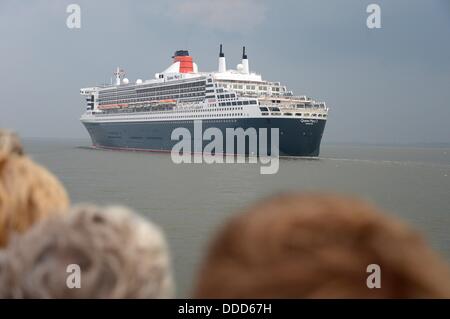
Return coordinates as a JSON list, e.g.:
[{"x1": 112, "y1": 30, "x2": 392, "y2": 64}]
[{"x1": 0, "y1": 204, "x2": 174, "y2": 298}]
